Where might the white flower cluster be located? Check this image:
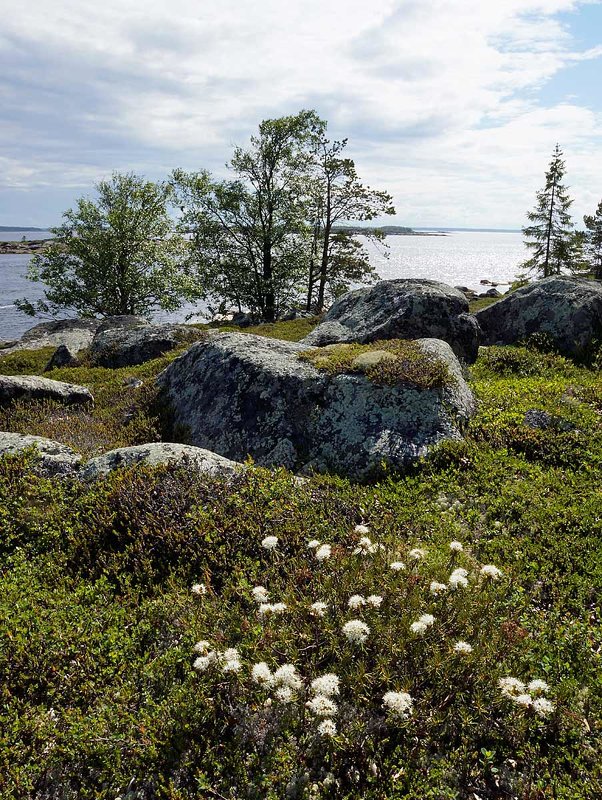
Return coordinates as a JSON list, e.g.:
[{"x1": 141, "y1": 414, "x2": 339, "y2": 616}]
[
  {"x1": 449, "y1": 541, "x2": 464, "y2": 552},
  {"x1": 307, "y1": 539, "x2": 332, "y2": 561},
  {"x1": 261, "y1": 535, "x2": 279, "y2": 550},
  {"x1": 193, "y1": 642, "x2": 241, "y2": 674},
  {"x1": 307, "y1": 673, "x2": 340, "y2": 735},
  {"x1": 258, "y1": 602, "x2": 287, "y2": 616},
  {"x1": 498, "y1": 677, "x2": 554, "y2": 717},
  {"x1": 310, "y1": 601, "x2": 329, "y2": 617},
  {"x1": 252, "y1": 585, "x2": 269, "y2": 603},
  {"x1": 453, "y1": 641, "x2": 473, "y2": 654},
  {"x1": 348, "y1": 594, "x2": 365, "y2": 609},
  {"x1": 429, "y1": 581, "x2": 447, "y2": 596},
  {"x1": 408, "y1": 547, "x2": 426, "y2": 561},
  {"x1": 480, "y1": 564, "x2": 503, "y2": 580},
  {"x1": 342, "y1": 619, "x2": 370, "y2": 644},
  {"x1": 191, "y1": 582, "x2": 207, "y2": 595},
  {"x1": 353, "y1": 536, "x2": 378, "y2": 556},
  {"x1": 382, "y1": 690, "x2": 414, "y2": 719},
  {"x1": 390, "y1": 560, "x2": 406, "y2": 571},
  {"x1": 410, "y1": 614, "x2": 435, "y2": 635},
  {"x1": 449, "y1": 567, "x2": 469, "y2": 590}
]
